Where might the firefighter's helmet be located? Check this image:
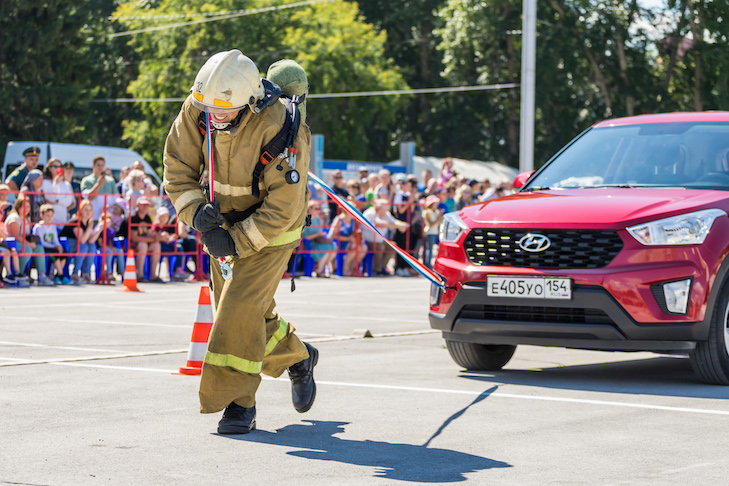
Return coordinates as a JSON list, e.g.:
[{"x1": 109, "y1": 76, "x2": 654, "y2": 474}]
[{"x1": 190, "y1": 50, "x2": 264, "y2": 114}]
